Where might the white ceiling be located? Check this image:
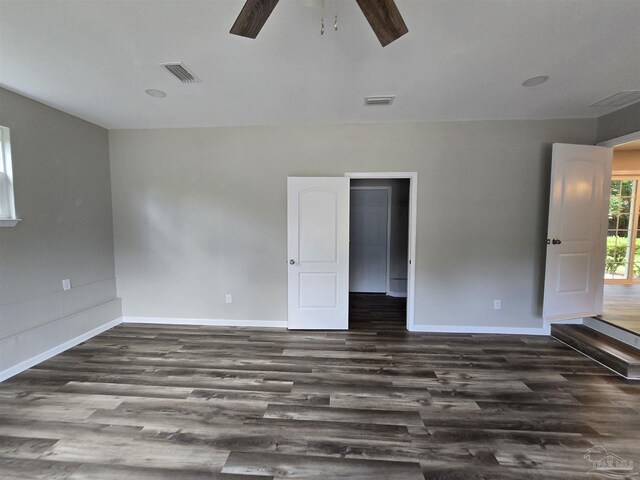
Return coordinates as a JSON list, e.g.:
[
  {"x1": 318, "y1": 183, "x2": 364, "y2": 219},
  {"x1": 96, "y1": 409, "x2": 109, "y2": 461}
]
[{"x1": 1, "y1": 0, "x2": 639, "y2": 129}]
